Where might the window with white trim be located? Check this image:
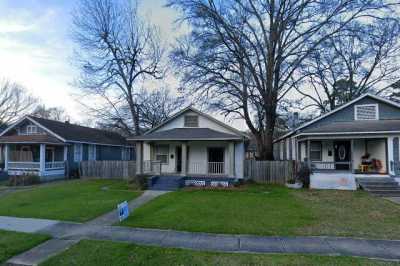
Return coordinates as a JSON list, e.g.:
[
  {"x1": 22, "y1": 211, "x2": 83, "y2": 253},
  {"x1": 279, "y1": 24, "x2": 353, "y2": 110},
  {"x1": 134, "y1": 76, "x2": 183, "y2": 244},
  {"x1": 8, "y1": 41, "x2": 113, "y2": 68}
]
[
  {"x1": 74, "y1": 144, "x2": 83, "y2": 162},
  {"x1": 184, "y1": 115, "x2": 199, "y2": 127},
  {"x1": 26, "y1": 125, "x2": 38, "y2": 134},
  {"x1": 88, "y1": 145, "x2": 96, "y2": 161},
  {"x1": 310, "y1": 141, "x2": 322, "y2": 161},
  {"x1": 355, "y1": 104, "x2": 379, "y2": 120},
  {"x1": 154, "y1": 145, "x2": 169, "y2": 164}
]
